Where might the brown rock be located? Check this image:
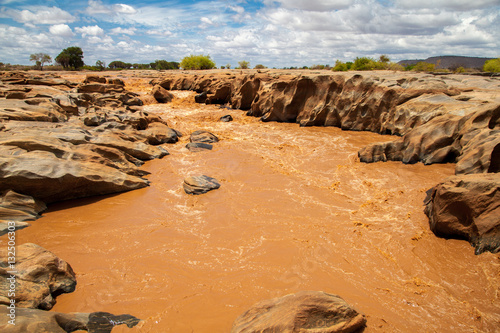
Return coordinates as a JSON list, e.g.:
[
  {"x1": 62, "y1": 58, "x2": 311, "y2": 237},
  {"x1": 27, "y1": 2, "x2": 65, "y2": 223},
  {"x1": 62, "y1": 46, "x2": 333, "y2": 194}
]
[
  {"x1": 0, "y1": 306, "x2": 140, "y2": 333},
  {"x1": 0, "y1": 190, "x2": 46, "y2": 222},
  {"x1": 83, "y1": 75, "x2": 107, "y2": 84},
  {"x1": 231, "y1": 291, "x2": 366, "y2": 333},
  {"x1": 424, "y1": 173, "x2": 500, "y2": 254},
  {"x1": 183, "y1": 175, "x2": 220, "y2": 195},
  {"x1": 151, "y1": 85, "x2": 174, "y2": 103},
  {"x1": 190, "y1": 130, "x2": 219, "y2": 143},
  {"x1": 0, "y1": 243, "x2": 76, "y2": 310}
]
